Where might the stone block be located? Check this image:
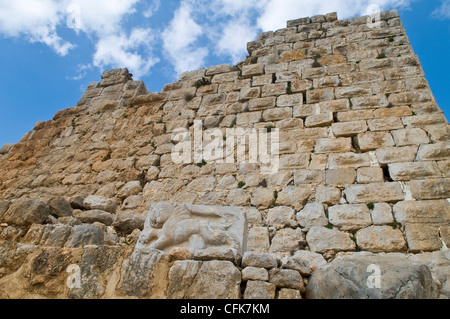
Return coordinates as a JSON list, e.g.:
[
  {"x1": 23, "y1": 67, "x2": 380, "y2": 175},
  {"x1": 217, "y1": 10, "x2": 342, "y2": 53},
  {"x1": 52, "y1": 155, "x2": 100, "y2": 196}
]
[
  {"x1": 267, "y1": 206, "x2": 297, "y2": 229},
  {"x1": 276, "y1": 186, "x2": 314, "y2": 211},
  {"x1": 315, "y1": 185, "x2": 341, "y2": 205},
  {"x1": 306, "y1": 226, "x2": 356, "y2": 253},
  {"x1": 357, "y1": 132, "x2": 395, "y2": 151},
  {"x1": 296, "y1": 203, "x2": 328, "y2": 230},
  {"x1": 328, "y1": 204, "x2": 372, "y2": 230},
  {"x1": 410, "y1": 179, "x2": 450, "y2": 200},
  {"x1": 136, "y1": 202, "x2": 247, "y2": 257},
  {"x1": 277, "y1": 94, "x2": 303, "y2": 107},
  {"x1": 242, "y1": 267, "x2": 269, "y2": 281},
  {"x1": 244, "y1": 281, "x2": 276, "y2": 299},
  {"x1": 270, "y1": 228, "x2": 305, "y2": 252},
  {"x1": 314, "y1": 138, "x2": 352, "y2": 153},
  {"x1": 328, "y1": 152, "x2": 371, "y2": 169},
  {"x1": 248, "y1": 97, "x2": 277, "y2": 111},
  {"x1": 242, "y1": 64, "x2": 265, "y2": 78},
  {"x1": 326, "y1": 168, "x2": 356, "y2": 186},
  {"x1": 236, "y1": 111, "x2": 261, "y2": 126},
  {"x1": 388, "y1": 162, "x2": 442, "y2": 181},
  {"x1": 391, "y1": 128, "x2": 429, "y2": 146},
  {"x1": 345, "y1": 182, "x2": 404, "y2": 204},
  {"x1": 206, "y1": 64, "x2": 232, "y2": 75},
  {"x1": 294, "y1": 169, "x2": 325, "y2": 185},
  {"x1": 1, "y1": 199, "x2": 49, "y2": 227},
  {"x1": 331, "y1": 121, "x2": 368, "y2": 137},
  {"x1": 305, "y1": 112, "x2": 333, "y2": 127},
  {"x1": 416, "y1": 142, "x2": 450, "y2": 161},
  {"x1": 357, "y1": 167, "x2": 384, "y2": 183},
  {"x1": 368, "y1": 117, "x2": 404, "y2": 131},
  {"x1": 371, "y1": 203, "x2": 394, "y2": 225},
  {"x1": 405, "y1": 224, "x2": 442, "y2": 253},
  {"x1": 247, "y1": 227, "x2": 270, "y2": 252},
  {"x1": 262, "y1": 83, "x2": 288, "y2": 97},
  {"x1": 269, "y1": 268, "x2": 304, "y2": 290},
  {"x1": 356, "y1": 226, "x2": 406, "y2": 252},
  {"x1": 393, "y1": 200, "x2": 450, "y2": 224},
  {"x1": 242, "y1": 252, "x2": 278, "y2": 269},
  {"x1": 375, "y1": 146, "x2": 418, "y2": 165},
  {"x1": 306, "y1": 88, "x2": 334, "y2": 103},
  {"x1": 262, "y1": 107, "x2": 292, "y2": 121}
]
